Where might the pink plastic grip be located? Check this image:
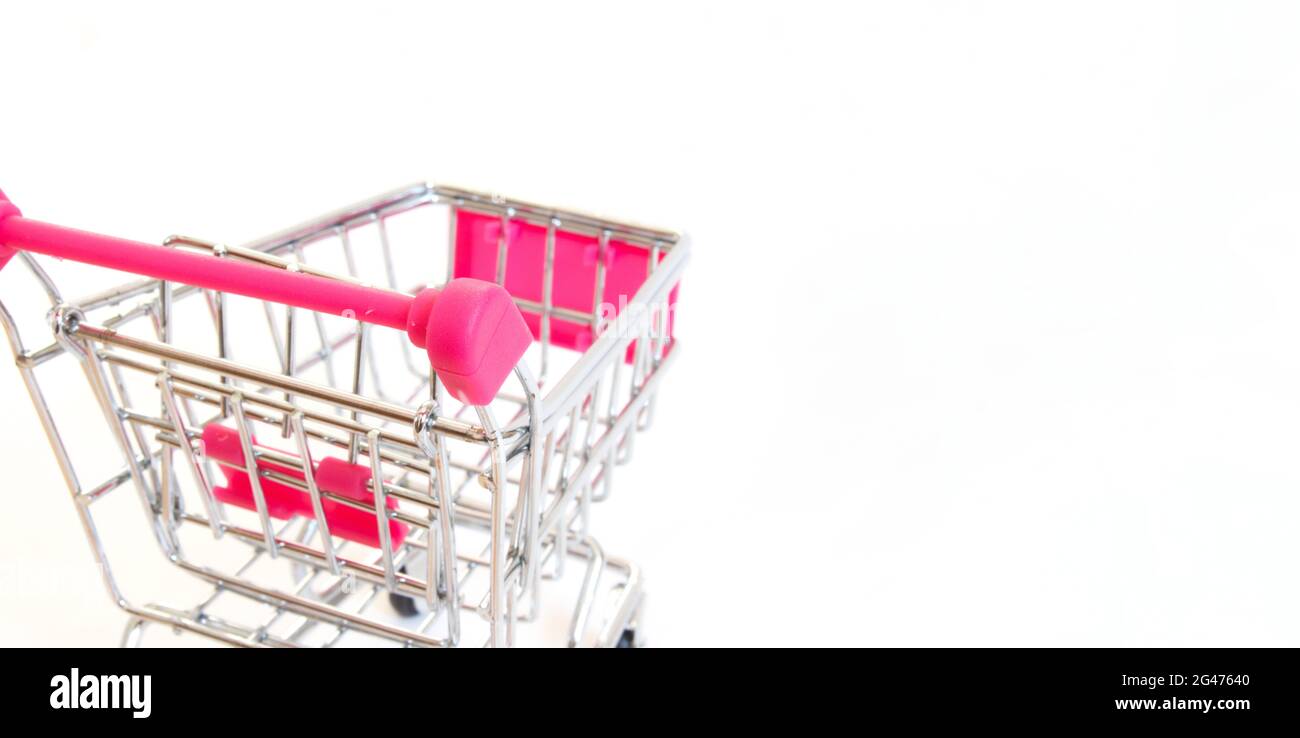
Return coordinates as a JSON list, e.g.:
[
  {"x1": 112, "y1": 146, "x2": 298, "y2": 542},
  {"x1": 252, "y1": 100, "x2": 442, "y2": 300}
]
[
  {"x1": 0, "y1": 189, "x2": 531, "y2": 405},
  {"x1": 0, "y1": 189, "x2": 19, "y2": 272},
  {"x1": 407, "y1": 280, "x2": 532, "y2": 404},
  {"x1": 201, "y1": 424, "x2": 407, "y2": 550}
]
